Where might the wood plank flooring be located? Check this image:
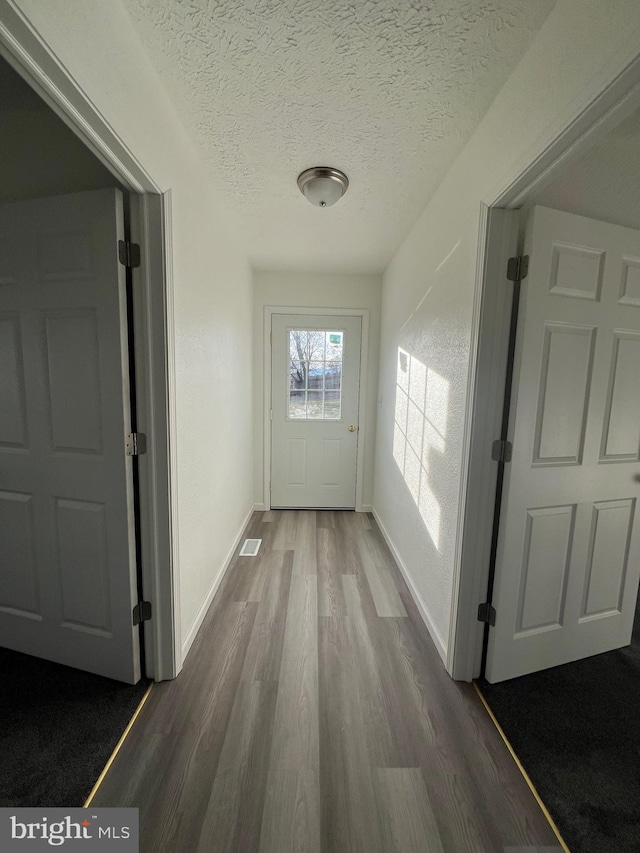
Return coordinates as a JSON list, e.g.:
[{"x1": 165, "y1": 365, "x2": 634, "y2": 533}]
[{"x1": 93, "y1": 511, "x2": 562, "y2": 852}]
